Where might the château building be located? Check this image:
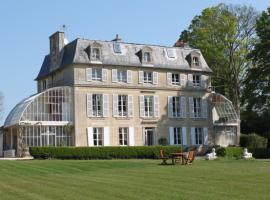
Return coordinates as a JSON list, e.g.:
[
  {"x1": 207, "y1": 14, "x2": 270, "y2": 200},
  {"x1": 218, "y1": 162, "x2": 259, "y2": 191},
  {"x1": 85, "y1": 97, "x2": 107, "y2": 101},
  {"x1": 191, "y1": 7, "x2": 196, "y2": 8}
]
[{"x1": 0, "y1": 31, "x2": 239, "y2": 157}]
